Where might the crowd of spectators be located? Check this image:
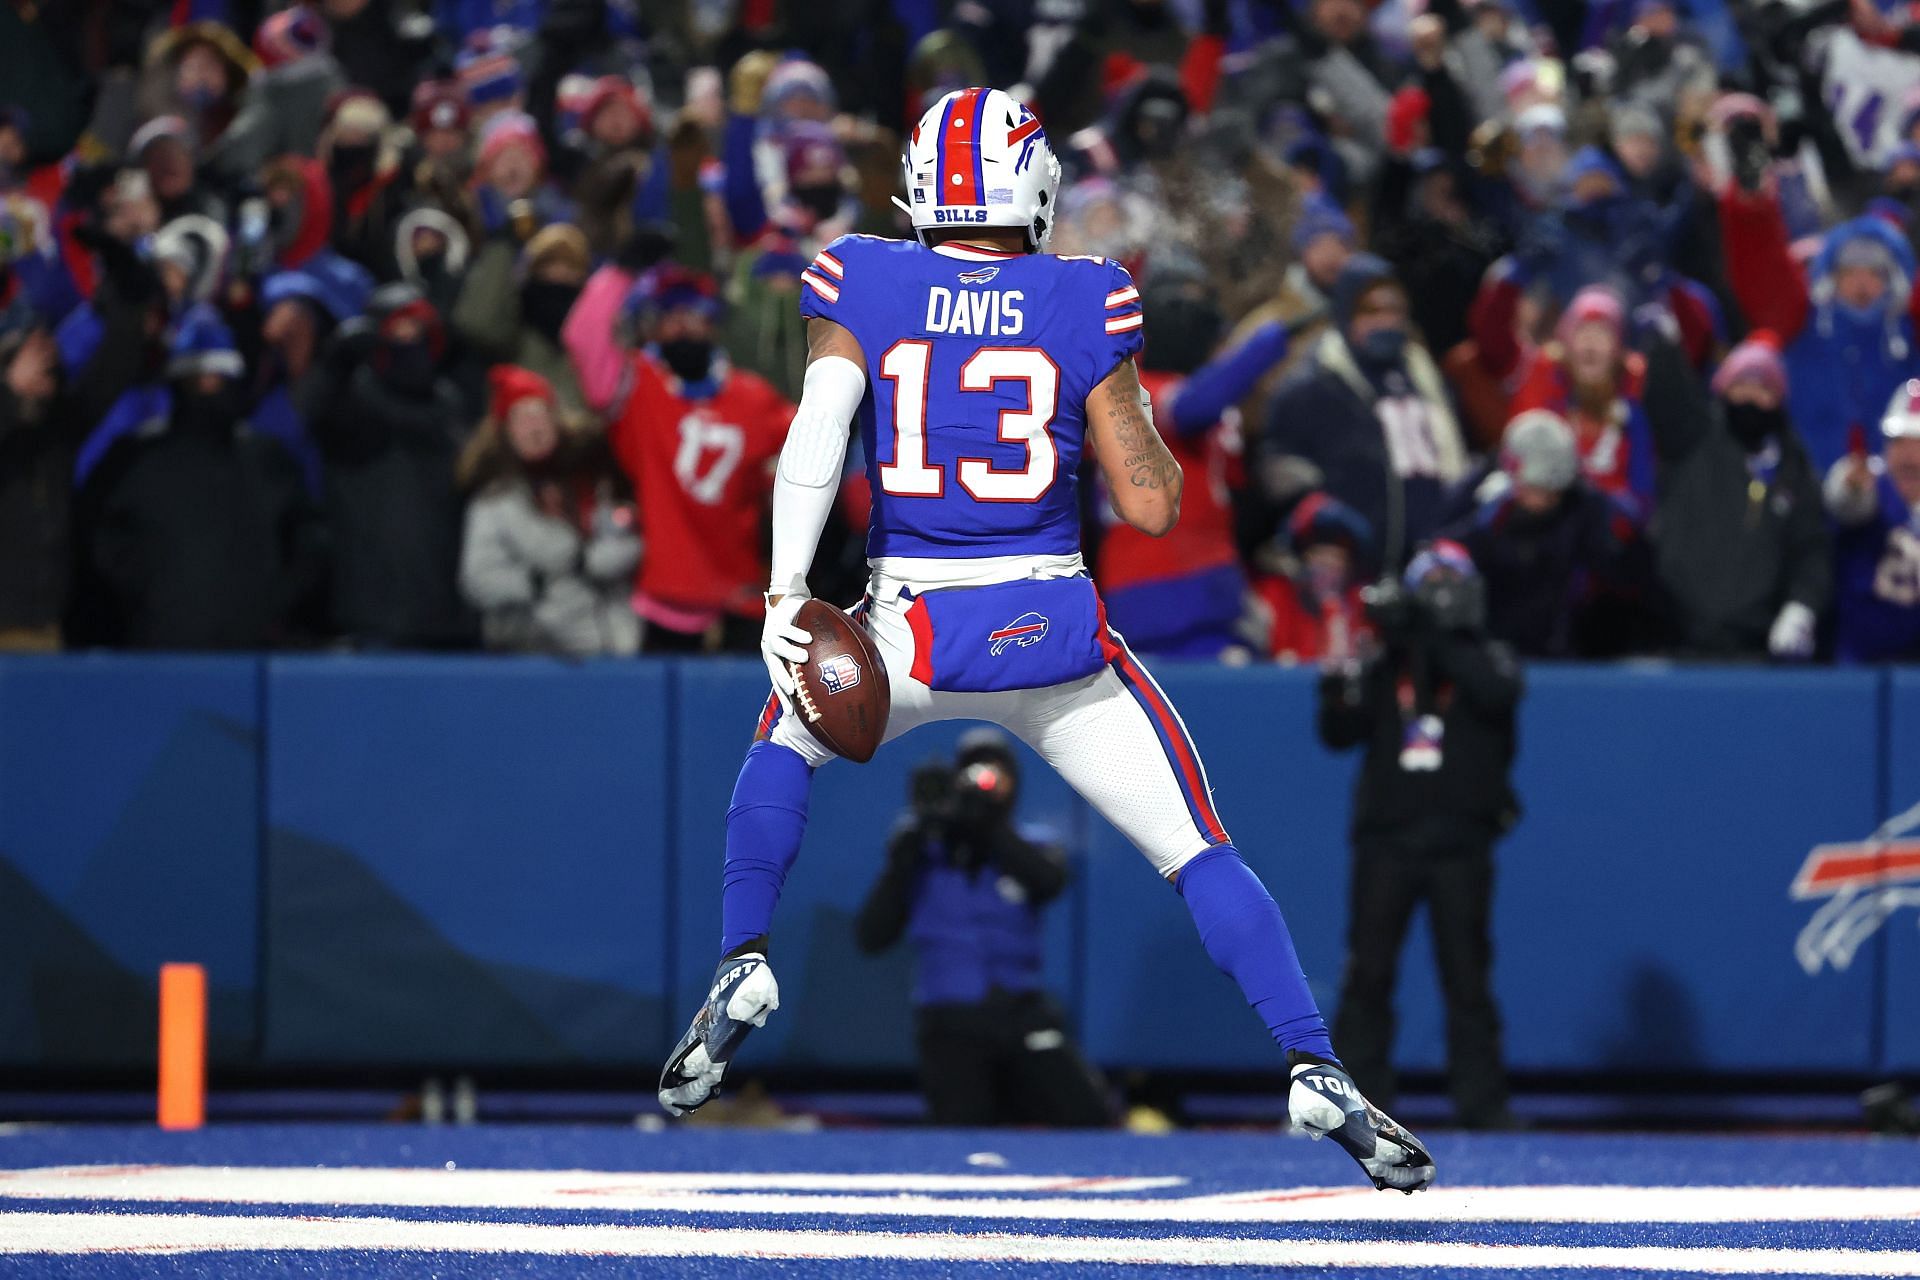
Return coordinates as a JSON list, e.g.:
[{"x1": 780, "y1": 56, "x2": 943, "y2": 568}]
[{"x1": 6, "y1": 0, "x2": 1920, "y2": 664}]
